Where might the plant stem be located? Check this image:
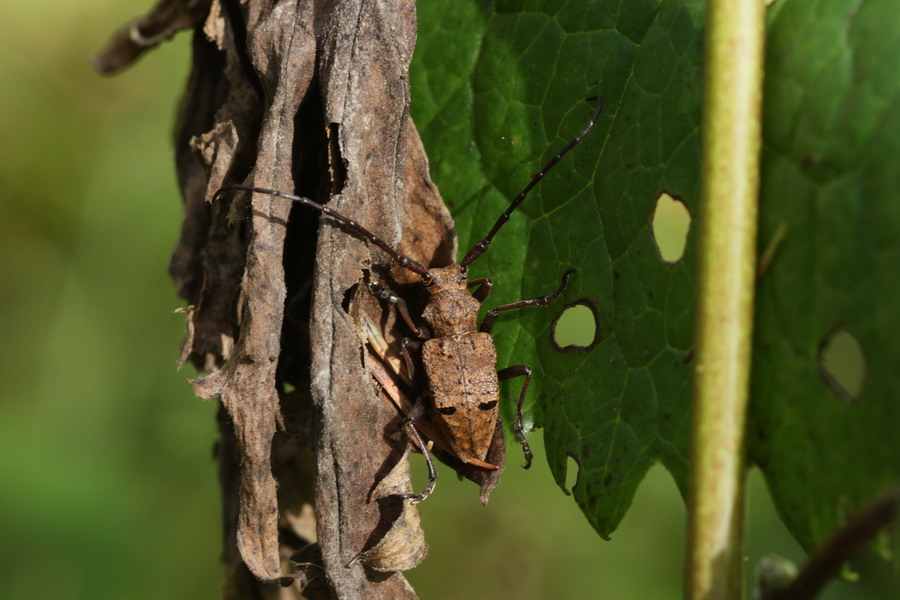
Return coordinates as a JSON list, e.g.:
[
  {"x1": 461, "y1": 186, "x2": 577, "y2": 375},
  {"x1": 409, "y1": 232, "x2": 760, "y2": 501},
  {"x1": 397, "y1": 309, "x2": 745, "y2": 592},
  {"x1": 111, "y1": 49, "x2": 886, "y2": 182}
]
[{"x1": 686, "y1": 0, "x2": 765, "y2": 597}]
